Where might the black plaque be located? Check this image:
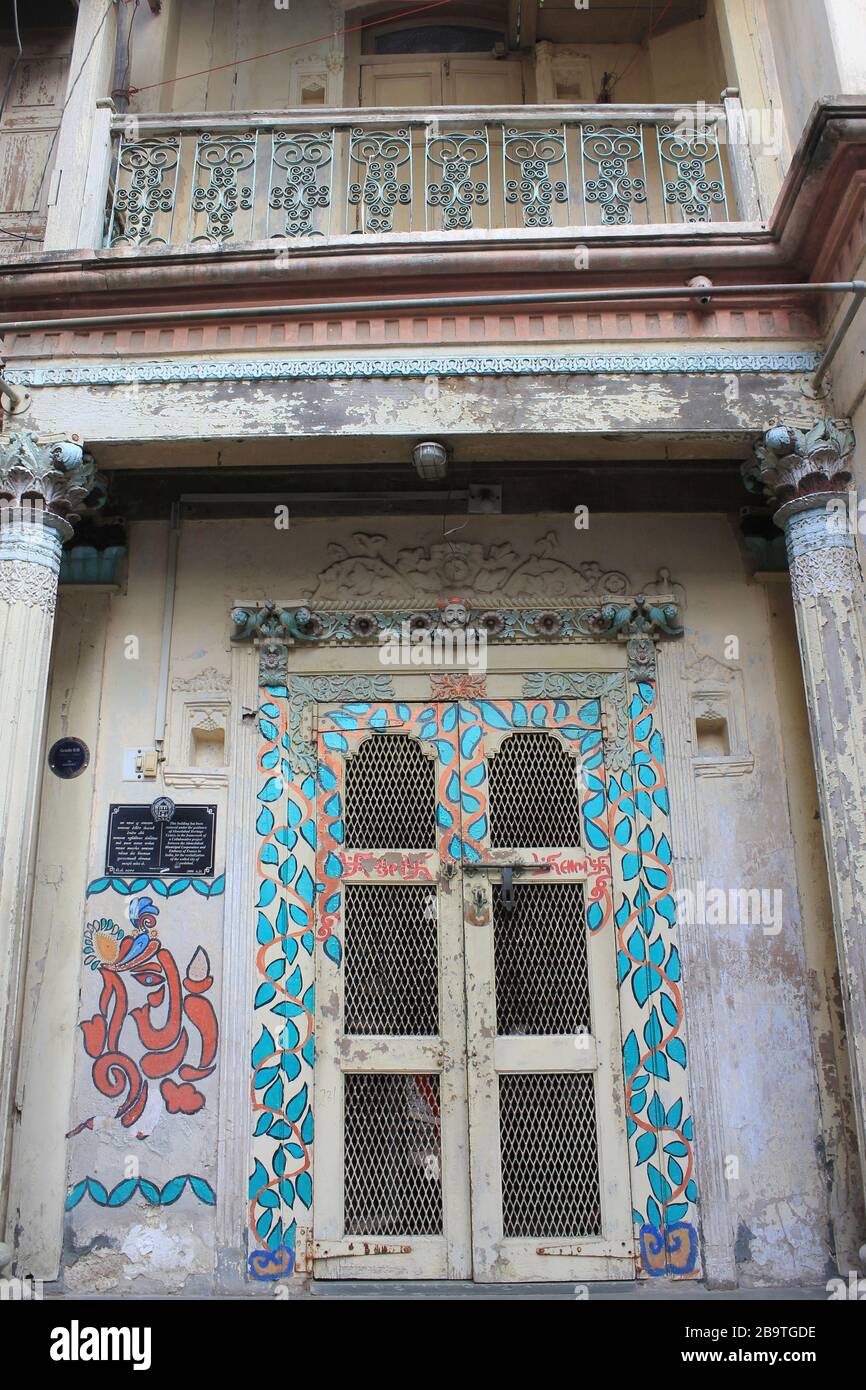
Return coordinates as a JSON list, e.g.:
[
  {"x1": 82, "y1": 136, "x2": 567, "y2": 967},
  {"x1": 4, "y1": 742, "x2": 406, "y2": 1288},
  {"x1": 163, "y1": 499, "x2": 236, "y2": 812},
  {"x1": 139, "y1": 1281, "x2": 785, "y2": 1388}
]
[
  {"x1": 48, "y1": 737, "x2": 89, "y2": 779},
  {"x1": 106, "y1": 804, "x2": 216, "y2": 877}
]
